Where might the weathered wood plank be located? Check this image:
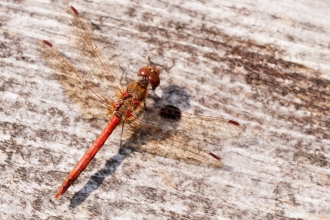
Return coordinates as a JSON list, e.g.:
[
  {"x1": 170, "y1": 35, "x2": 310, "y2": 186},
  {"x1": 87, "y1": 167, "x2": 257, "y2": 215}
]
[{"x1": 1, "y1": 0, "x2": 329, "y2": 219}]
